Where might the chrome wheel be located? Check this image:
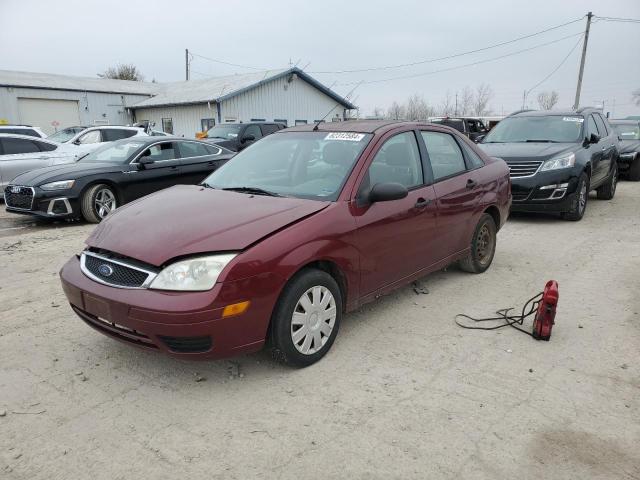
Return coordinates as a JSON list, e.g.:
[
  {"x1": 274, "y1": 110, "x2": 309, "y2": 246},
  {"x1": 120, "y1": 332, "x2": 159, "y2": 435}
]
[
  {"x1": 94, "y1": 188, "x2": 116, "y2": 218},
  {"x1": 475, "y1": 223, "x2": 495, "y2": 267},
  {"x1": 578, "y1": 181, "x2": 587, "y2": 214},
  {"x1": 290, "y1": 286, "x2": 336, "y2": 355}
]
